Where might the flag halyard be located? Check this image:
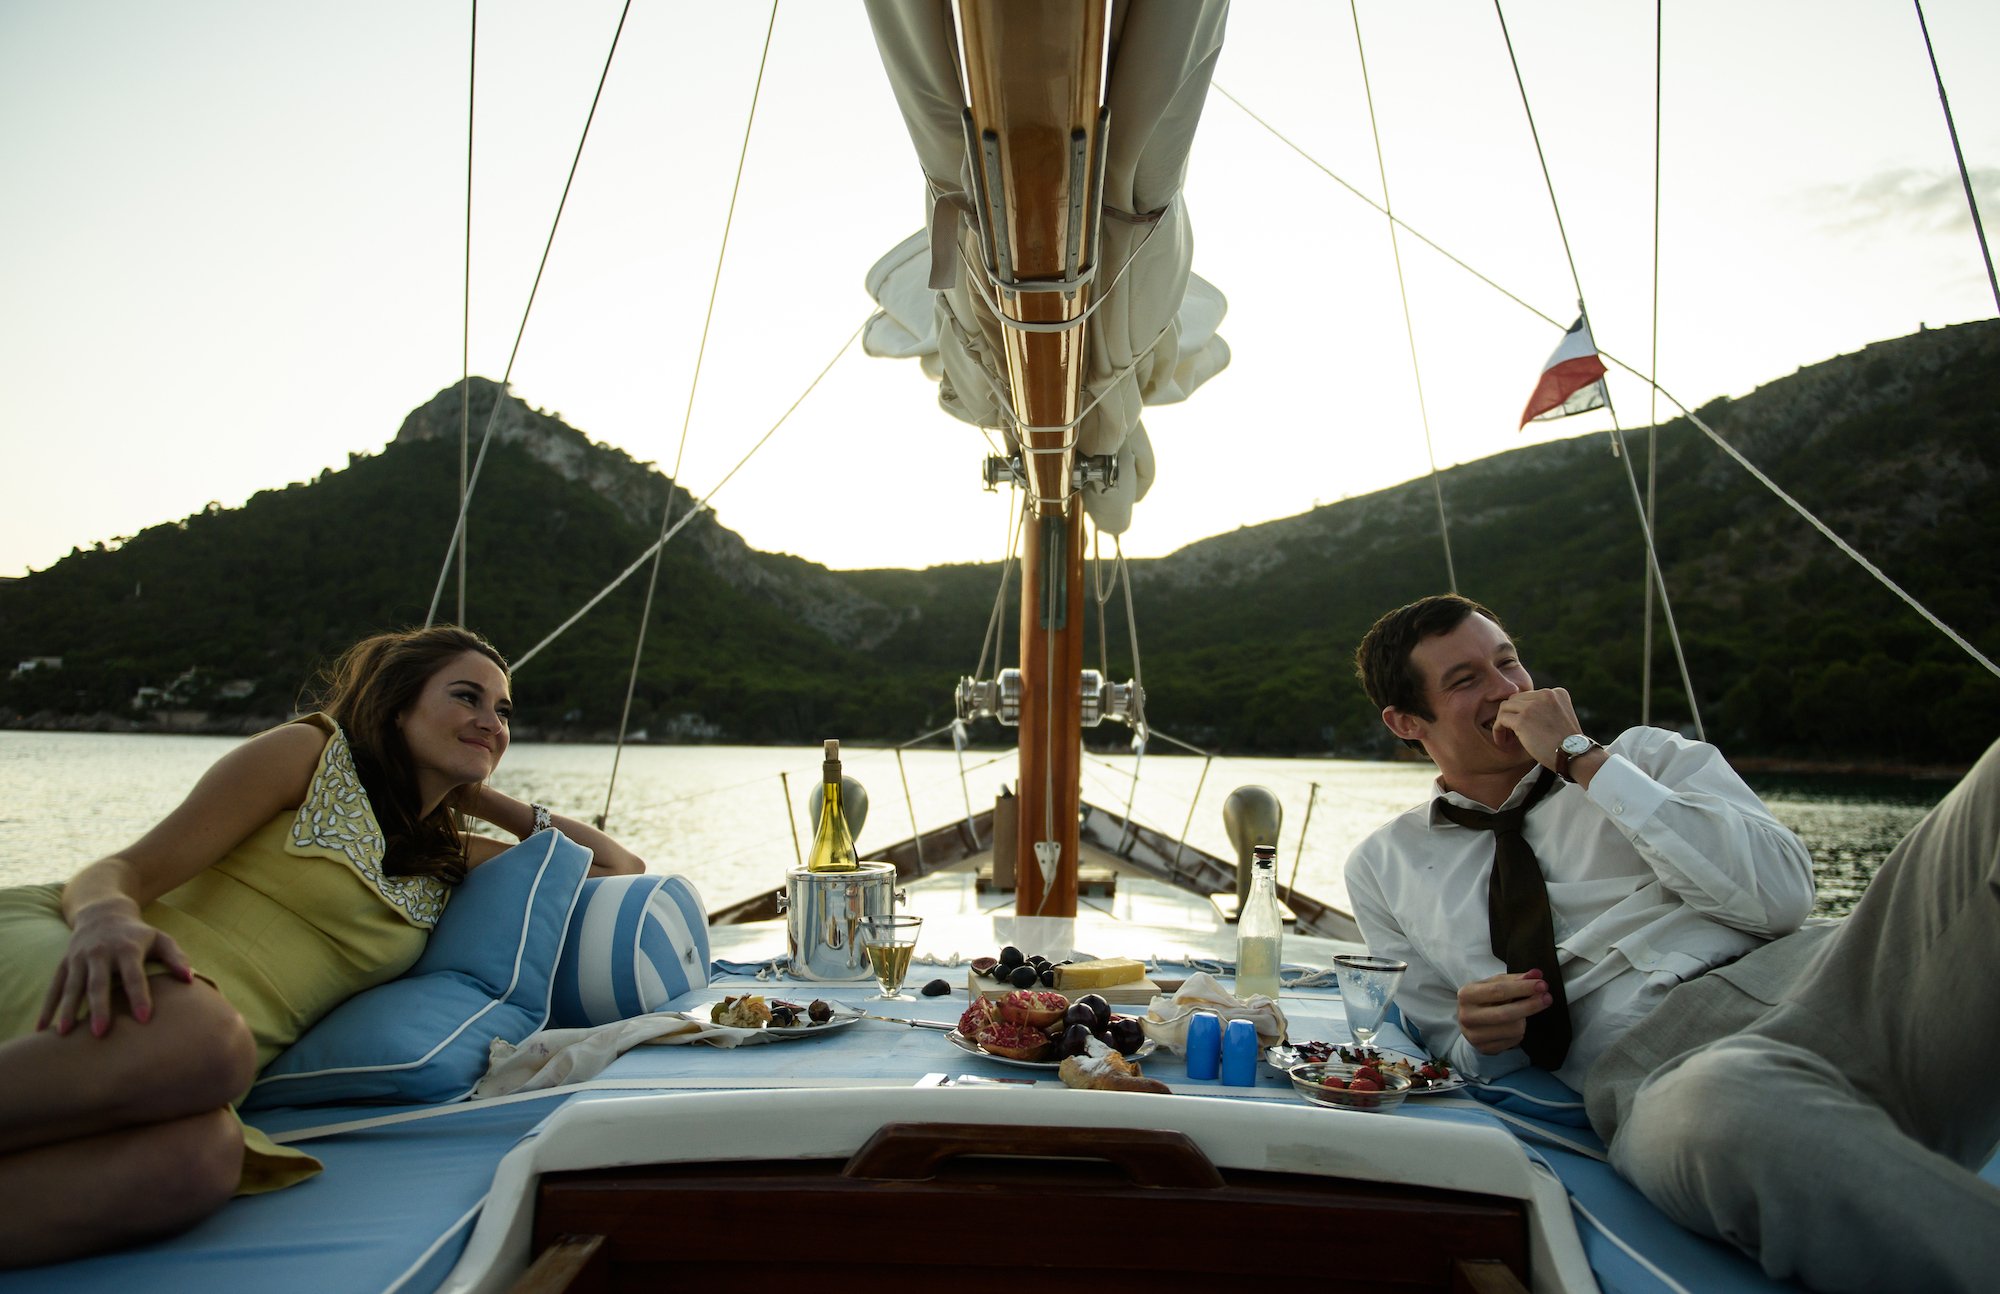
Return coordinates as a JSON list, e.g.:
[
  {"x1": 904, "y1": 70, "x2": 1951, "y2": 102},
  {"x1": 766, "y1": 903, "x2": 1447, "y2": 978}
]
[{"x1": 1519, "y1": 315, "x2": 1608, "y2": 428}]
